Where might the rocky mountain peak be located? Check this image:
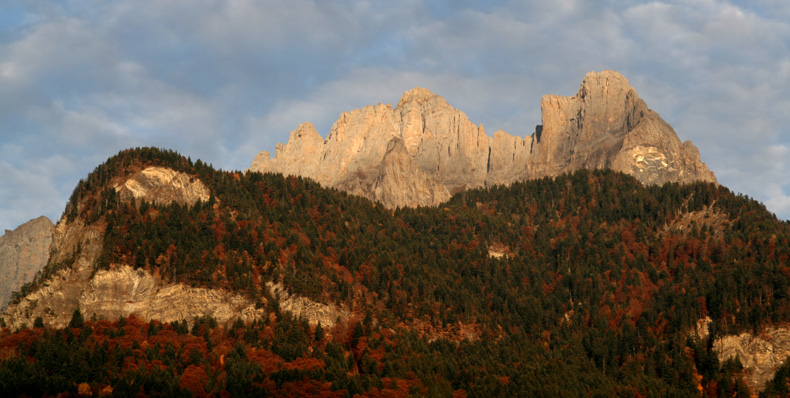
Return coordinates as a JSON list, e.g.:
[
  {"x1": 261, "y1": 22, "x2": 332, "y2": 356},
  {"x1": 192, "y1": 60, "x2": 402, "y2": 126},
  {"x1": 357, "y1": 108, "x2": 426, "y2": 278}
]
[
  {"x1": 578, "y1": 70, "x2": 632, "y2": 100},
  {"x1": 397, "y1": 87, "x2": 438, "y2": 107},
  {"x1": 535, "y1": 70, "x2": 716, "y2": 185},
  {"x1": 251, "y1": 71, "x2": 716, "y2": 208}
]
